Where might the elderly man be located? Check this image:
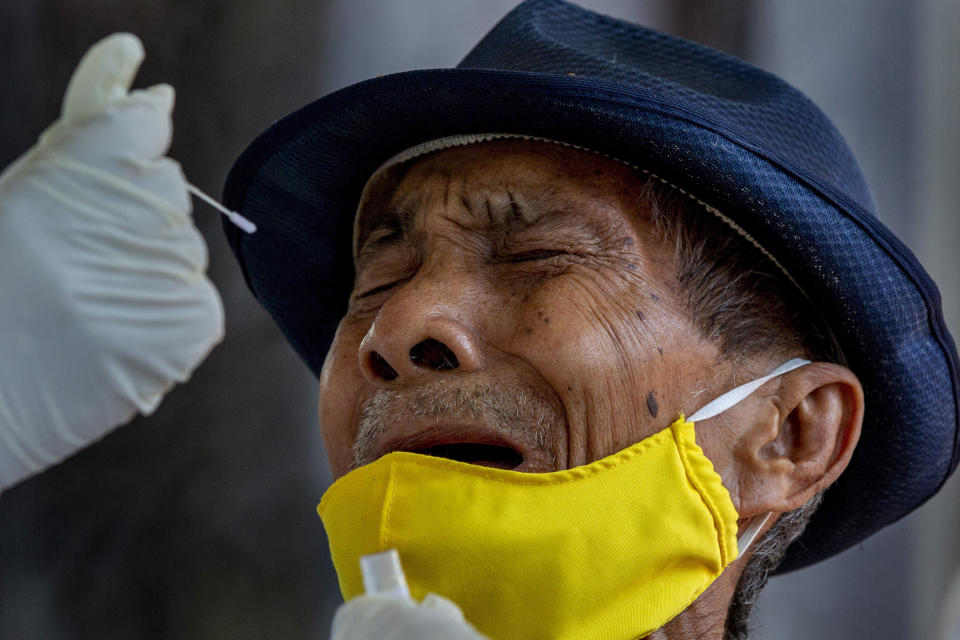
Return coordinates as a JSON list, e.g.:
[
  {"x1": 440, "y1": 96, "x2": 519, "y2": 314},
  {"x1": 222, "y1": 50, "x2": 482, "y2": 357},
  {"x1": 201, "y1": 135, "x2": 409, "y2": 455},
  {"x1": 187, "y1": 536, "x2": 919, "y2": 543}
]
[
  {"x1": 311, "y1": 138, "x2": 861, "y2": 640},
  {"x1": 220, "y1": 2, "x2": 958, "y2": 636},
  {"x1": 1, "y1": 0, "x2": 957, "y2": 639}
]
